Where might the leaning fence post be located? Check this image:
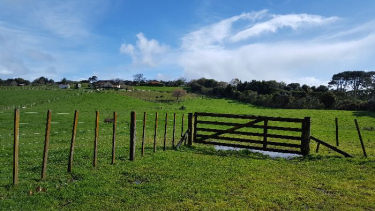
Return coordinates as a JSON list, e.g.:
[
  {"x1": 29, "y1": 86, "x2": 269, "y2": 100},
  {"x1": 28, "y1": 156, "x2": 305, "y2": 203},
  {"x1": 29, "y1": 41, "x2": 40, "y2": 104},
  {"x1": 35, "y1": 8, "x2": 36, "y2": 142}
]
[
  {"x1": 13, "y1": 109, "x2": 20, "y2": 185},
  {"x1": 68, "y1": 110, "x2": 79, "y2": 172},
  {"x1": 355, "y1": 119, "x2": 367, "y2": 157},
  {"x1": 188, "y1": 113, "x2": 193, "y2": 146},
  {"x1": 112, "y1": 111, "x2": 117, "y2": 164},
  {"x1": 301, "y1": 117, "x2": 311, "y2": 156},
  {"x1": 93, "y1": 111, "x2": 99, "y2": 167},
  {"x1": 163, "y1": 113, "x2": 168, "y2": 151},
  {"x1": 130, "y1": 111, "x2": 136, "y2": 161},
  {"x1": 41, "y1": 110, "x2": 52, "y2": 179}
]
